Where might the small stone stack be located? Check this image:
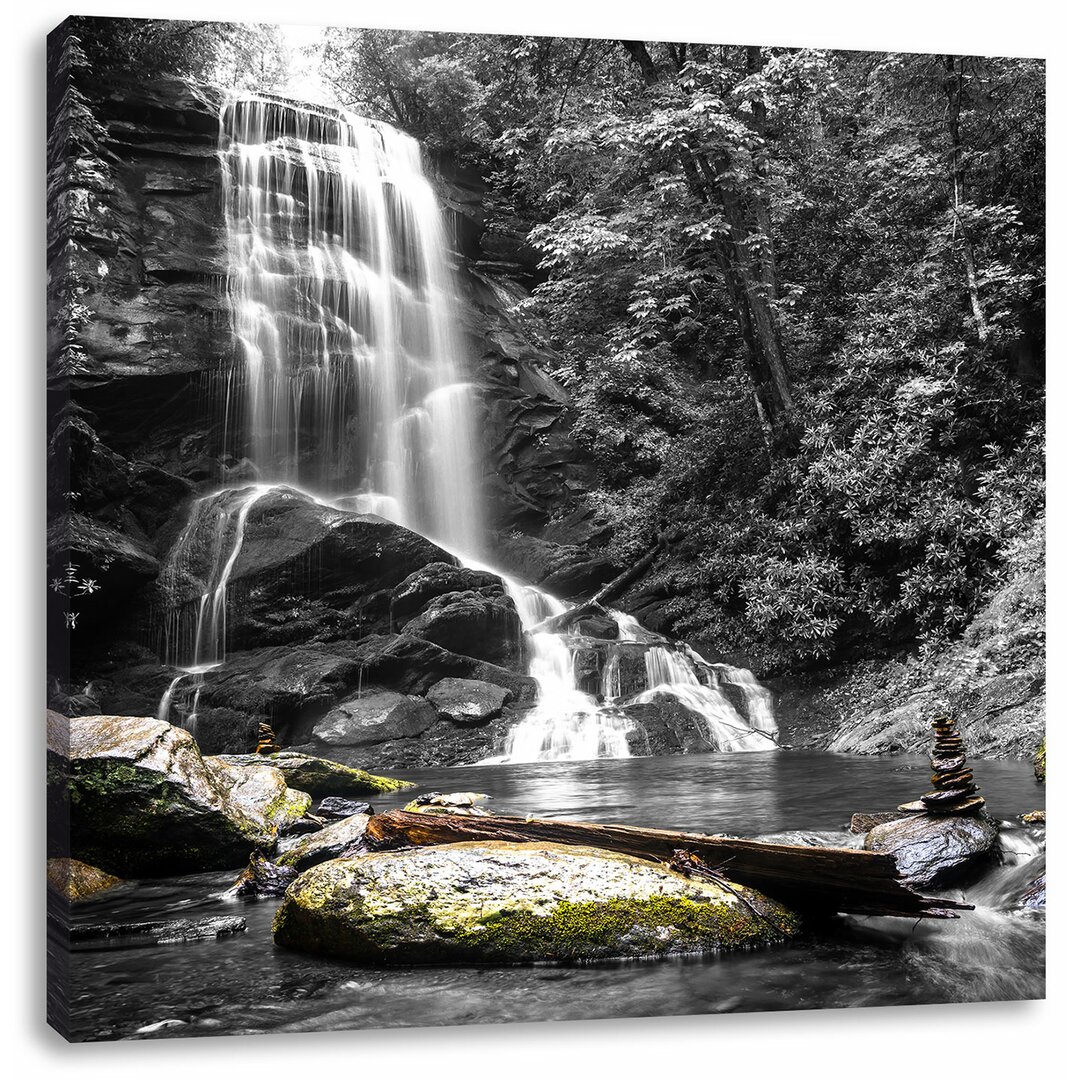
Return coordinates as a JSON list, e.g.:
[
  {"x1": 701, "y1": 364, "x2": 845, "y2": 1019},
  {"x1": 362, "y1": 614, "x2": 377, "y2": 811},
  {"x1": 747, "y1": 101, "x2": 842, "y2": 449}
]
[
  {"x1": 255, "y1": 723, "x2": 281, "y2": 755},
  {"x1": 898, "y1": 716, "x2": 984, "y2": 814}
]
